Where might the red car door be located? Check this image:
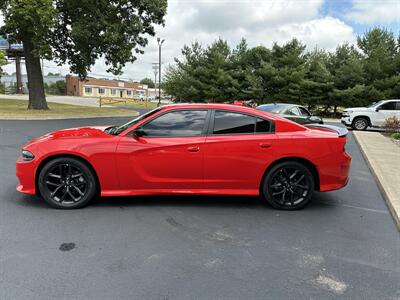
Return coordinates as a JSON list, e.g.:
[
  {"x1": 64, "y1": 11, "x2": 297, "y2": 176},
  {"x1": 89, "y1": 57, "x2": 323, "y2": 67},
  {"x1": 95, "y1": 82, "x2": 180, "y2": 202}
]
[
  {"x1": 116, "y1": 109, "x2": 209, "y2": 191},
  {"x1": 204, "y1": 110, "x2": 276, "y2": 192}
]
